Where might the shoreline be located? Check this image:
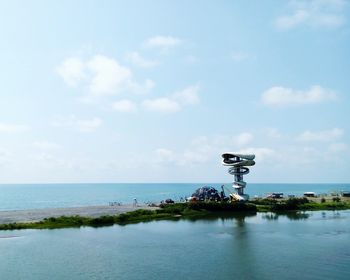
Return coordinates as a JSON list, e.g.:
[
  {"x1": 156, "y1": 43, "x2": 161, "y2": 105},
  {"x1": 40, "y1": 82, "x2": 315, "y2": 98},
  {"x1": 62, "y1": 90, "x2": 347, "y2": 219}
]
[
  {"x1": 1, "y1": 199, "x2": 350, "y2": 231},
  {"x1": 0, "y1": 204, "x2": 158, "y2": 225}
]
